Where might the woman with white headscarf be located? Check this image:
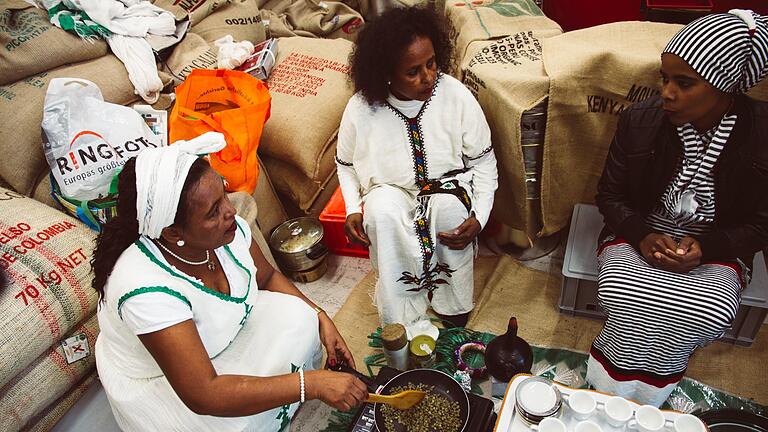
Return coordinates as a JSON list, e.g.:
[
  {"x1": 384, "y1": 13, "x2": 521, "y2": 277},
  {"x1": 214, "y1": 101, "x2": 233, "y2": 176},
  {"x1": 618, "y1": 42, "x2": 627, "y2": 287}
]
[
  {"x1": 590, "y1": 10, "x2": 768, "y2": 405},
  {"x1": 92, "y1": 133, "x2": 367, "y2": 431}
]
